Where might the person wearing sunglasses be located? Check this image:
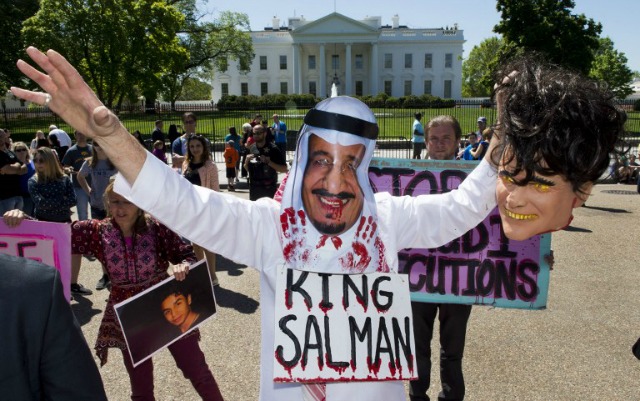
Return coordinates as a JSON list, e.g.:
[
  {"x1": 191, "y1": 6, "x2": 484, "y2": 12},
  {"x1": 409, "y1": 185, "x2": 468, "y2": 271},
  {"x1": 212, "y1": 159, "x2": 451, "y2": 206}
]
[{"x1": 0, "y1": 129, "x2": 27, "y2": 215}]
